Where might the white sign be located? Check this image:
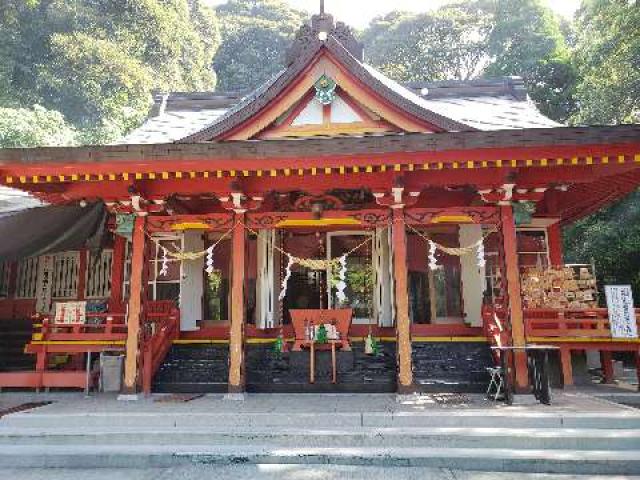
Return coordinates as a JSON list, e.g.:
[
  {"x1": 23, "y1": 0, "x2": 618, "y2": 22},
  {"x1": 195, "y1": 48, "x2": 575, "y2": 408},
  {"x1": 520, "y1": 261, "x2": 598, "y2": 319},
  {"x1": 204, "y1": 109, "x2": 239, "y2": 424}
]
[
  {"x1": 605, "y1": 285, "x2": 638, "y2": 338},
  {"x1": 35, "y1": 255, "x2": 54, "y2": 314},
  {"x1": 54, "y1": 301, "x2": 87, "y2": 324}
]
